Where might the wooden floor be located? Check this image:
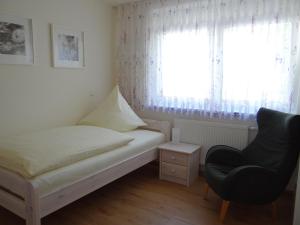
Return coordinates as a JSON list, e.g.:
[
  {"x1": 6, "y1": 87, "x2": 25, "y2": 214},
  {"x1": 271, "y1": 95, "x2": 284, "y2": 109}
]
[{"x1": 0, "y1": 164, "x2": 294, "y2": 225}]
